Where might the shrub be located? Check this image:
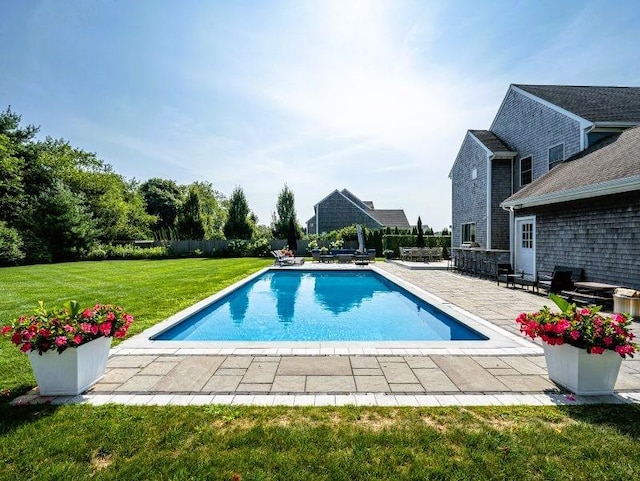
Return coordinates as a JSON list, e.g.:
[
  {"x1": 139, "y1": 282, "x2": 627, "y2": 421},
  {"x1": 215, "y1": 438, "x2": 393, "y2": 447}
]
[
  {"x1": 227, "y1": 239, "x2": 250, "y2": 257},
  {"x1": 0, "y1": 222, "x2": 25, "y2": 265},
  {"x1": 250, "y1": 238, "x2": 272, "y2": 257}
]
